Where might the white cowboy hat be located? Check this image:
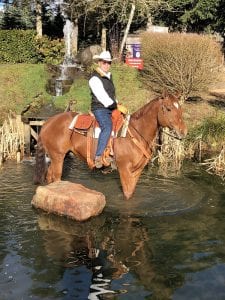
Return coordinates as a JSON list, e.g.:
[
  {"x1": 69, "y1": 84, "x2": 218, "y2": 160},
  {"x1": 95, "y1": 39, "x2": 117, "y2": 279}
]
[{"x1": 93, "y1": 50, "x2": 112, "y2": 62}]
